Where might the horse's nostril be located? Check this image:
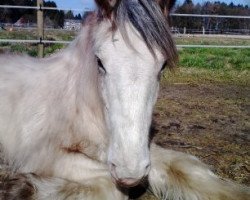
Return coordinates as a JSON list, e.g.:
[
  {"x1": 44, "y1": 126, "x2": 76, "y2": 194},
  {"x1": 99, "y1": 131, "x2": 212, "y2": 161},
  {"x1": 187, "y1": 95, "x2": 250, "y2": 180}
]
[
  {"x1": 110, "y1": 162, "x2": 117, "y2": 171},
  {"x1": 109, "y1": 162, "x2": 118, "y2": 179},
  {"x1": 145, "y1": 163, "x2": 151, "y2": 174}
]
